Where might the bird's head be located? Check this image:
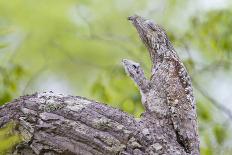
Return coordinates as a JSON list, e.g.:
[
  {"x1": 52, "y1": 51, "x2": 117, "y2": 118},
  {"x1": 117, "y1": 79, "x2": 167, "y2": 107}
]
[
  {"x1": 128, "y1": 15, "x2": 171, "y2": 54},
  {"x1": 122, "y1": 59, "x2": 143, "y2": 78}
]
